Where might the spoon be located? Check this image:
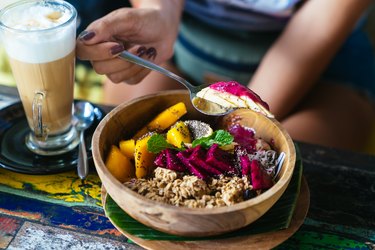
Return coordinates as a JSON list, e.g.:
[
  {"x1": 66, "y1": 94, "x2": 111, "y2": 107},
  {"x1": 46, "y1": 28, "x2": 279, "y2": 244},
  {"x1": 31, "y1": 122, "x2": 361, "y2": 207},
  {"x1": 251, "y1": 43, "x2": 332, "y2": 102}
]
[
  {"x1": 74, "y1": 101, "x2": 95, "y2": 179},
  {"x1": 273, "y1": 152, "x2": 286, "y2": 180},
  {"x1": 118, "y1": 50, "x2": 232, "y2": 116}
]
